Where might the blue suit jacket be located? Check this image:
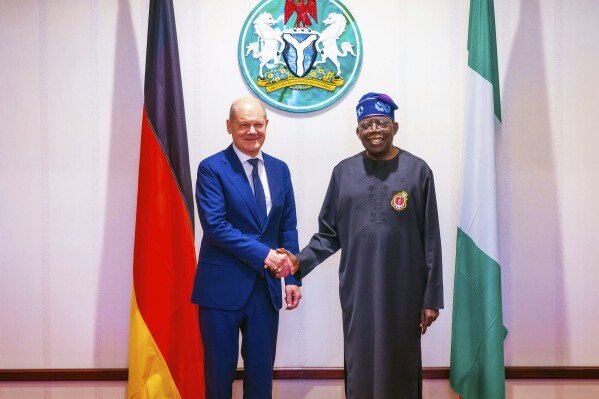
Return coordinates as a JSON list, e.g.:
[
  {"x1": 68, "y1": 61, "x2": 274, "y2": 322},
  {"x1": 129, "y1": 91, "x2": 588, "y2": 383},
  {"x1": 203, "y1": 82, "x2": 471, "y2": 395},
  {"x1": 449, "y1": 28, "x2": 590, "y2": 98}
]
[{"x1": 192, "y1": 144, "x2": 300, "y2": 311}]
